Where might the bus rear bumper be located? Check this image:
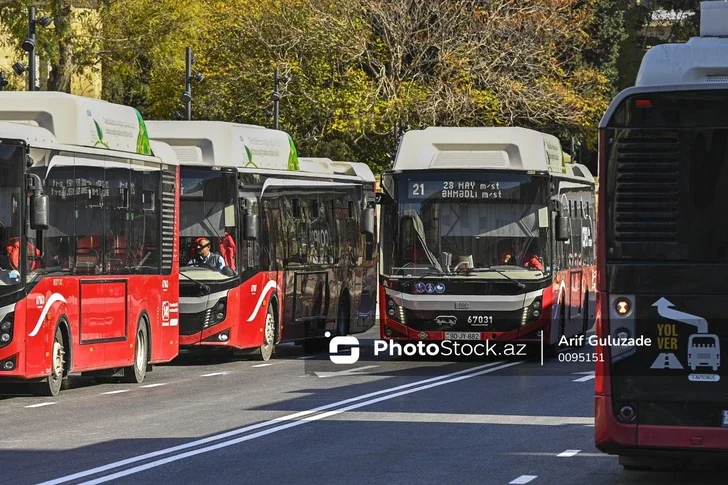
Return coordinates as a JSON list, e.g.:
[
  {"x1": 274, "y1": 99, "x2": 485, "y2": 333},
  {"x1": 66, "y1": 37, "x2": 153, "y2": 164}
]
[{"x1": 596, "y1": 395, "x2": 728, "y2": 455}]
